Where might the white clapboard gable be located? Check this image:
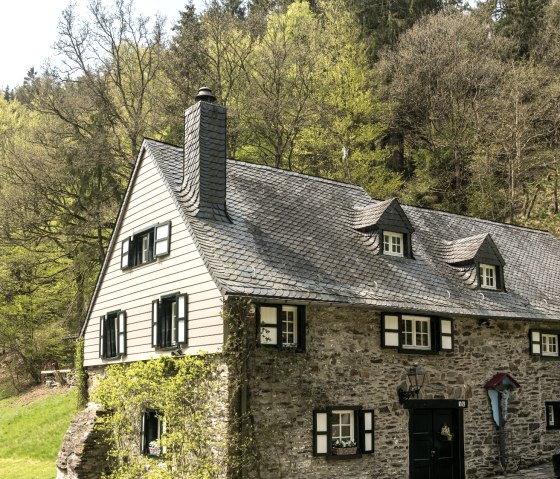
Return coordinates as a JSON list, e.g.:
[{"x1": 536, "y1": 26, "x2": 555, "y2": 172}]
[{"x1": 83, "y1": 145, "x2": 223, "y2": 367}]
